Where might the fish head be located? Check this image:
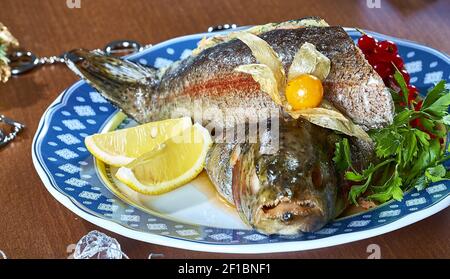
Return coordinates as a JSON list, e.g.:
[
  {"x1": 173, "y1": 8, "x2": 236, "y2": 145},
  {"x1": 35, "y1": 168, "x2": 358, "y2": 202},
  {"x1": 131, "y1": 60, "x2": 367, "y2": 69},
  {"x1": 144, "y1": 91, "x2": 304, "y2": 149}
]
[{"x1": 232, "y1": 119, "x2": 342, "y2": 235}]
